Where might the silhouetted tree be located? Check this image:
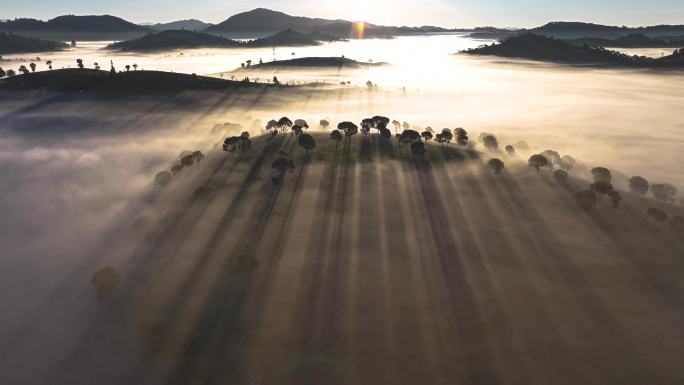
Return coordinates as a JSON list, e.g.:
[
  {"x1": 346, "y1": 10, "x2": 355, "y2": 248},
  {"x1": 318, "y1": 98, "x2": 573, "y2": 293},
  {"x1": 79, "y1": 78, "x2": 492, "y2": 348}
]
[
  {"x1": 192, "y1": 150, "x2": 205, "y2": 162},
  {"x1": 125, "y1": 64, "x2": 131, "y2": 72},
  {"x1": 45, "y1": 60, "x2": 52, "y2": 70},
  {"x1": 180, "y1": 154, "x2": 196, "y2": 167},
  {"x1": 391, "y1": 120, "x2": 401, "y2": 134},
  {"x1": 298, "y1": 133, "x2": 316, "y2": 154},
  {"x1": 277, "y1": 117, "x2": 293, "y2": 133},
  {"x1": 505, "y1": 145, "x2": 515, "y2": 156},
  {"x1": 338, "y1": 121, "x2": 358, "y2": 152},
  {"x1": 360, "y1": 118, "x2": 373, "y2": 136},
  {"x1": 559, "y1": 155, "x2": 576, "y2": 170},
  {"x1": 411, "y1": 141, "x2": 426, "y2": 156},
  {"x1": 271, "y1": 155, "x2": 294, "y2": 186},
  {"x1": 542, "y1": 150, "x2": 560, "y2": 166},
  {"x1": 379, "y1": 127, "x2": 392, "y2": 139},
  {"x1": 650, "y1": 183, "x2": 677, "y2": 202},
  {"x1": 591, "y1": 167, "x2": 612, "y2": 183},
  {"x1": 435, "y1": 128, "x2": 453, "y2": 146},
  {"x1": 646, "y1": 207, "x2": 668, "y2": 222},
  {"x1": 371, "y1": 115, "x2": 390, "y2": 130},
  {"x1": 400, "y1": 129, "x2": 422, "y2": 145},
  {"x1": 93, "y1": 62, "x2": 100, "y2": 70},
  {"x1": 6, "y1": 69, "x2": 16, "y2": 77},
  {"x1": 576, "y1": 189, "x2": 597, "y2": 209},
  {"x1": 455, "y1": 128, "x2": 469, "y2": 147},
  {"x1": 266, "y1": 119, "x2": 278, "y2": 133},
  {"x1": 528, "y1": 154, "x2": 549, "y2": 172},
  {"x1": 628, "y1": 176, "x2": 649, "y2": 195},
  {"x1": 591, "y1": 180, "x2": 614, "y2": 196},
  {"x1": 0, "y1": 68, "x2": 5, "y2": 79},
  {"x1": 223, "y1": 136, "x2": 239, "y2": 152},
  {"x1": 170, "y1": 164, "x2": 183, "y2": 175},
  {"x1": 330, "y1": 129, "x2": 343, "y2": 155},
  {"x1": 487, "y1": 158, "x2": 505, "y2": 174},
  {"x1": 294, "y1": 119, "x2": 309, "y2": 131},
  {"x1": 553, "y1": 169, "x2": 569, "y2": 184},
  {"x1": 133, "y1": 64, "x2": 138, "y2": 71},
  {"x1": 421, "y1": 131, "x2": 433, "y2": 142},
  {"x1": 18, "y1": 65, "x2": 29, "y2": 75},
  {"x1": 319, "y1": 119, "x2": 330, "y2": 129},
  {"x1": 291, "y1": 125, "x2": 304, "y2": 136},
  {"x1": 91, "y1": 266, "x2": 121, "y2": 298},
  {"x1": 154, "y1": 171, "x2": 172, "y2": 186},
  {"x1": 29, "y1": 62, "x2": 36, "y2": 72},
  {"x1": 607, "y1": 190, "x2": 622, "y2": 209},
  {"x1": 76, "y1": 59, "x2": 84, "y2": 69},
  {"x1": 481, "y1": 134, "x2": 499, "y2": 151}
]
